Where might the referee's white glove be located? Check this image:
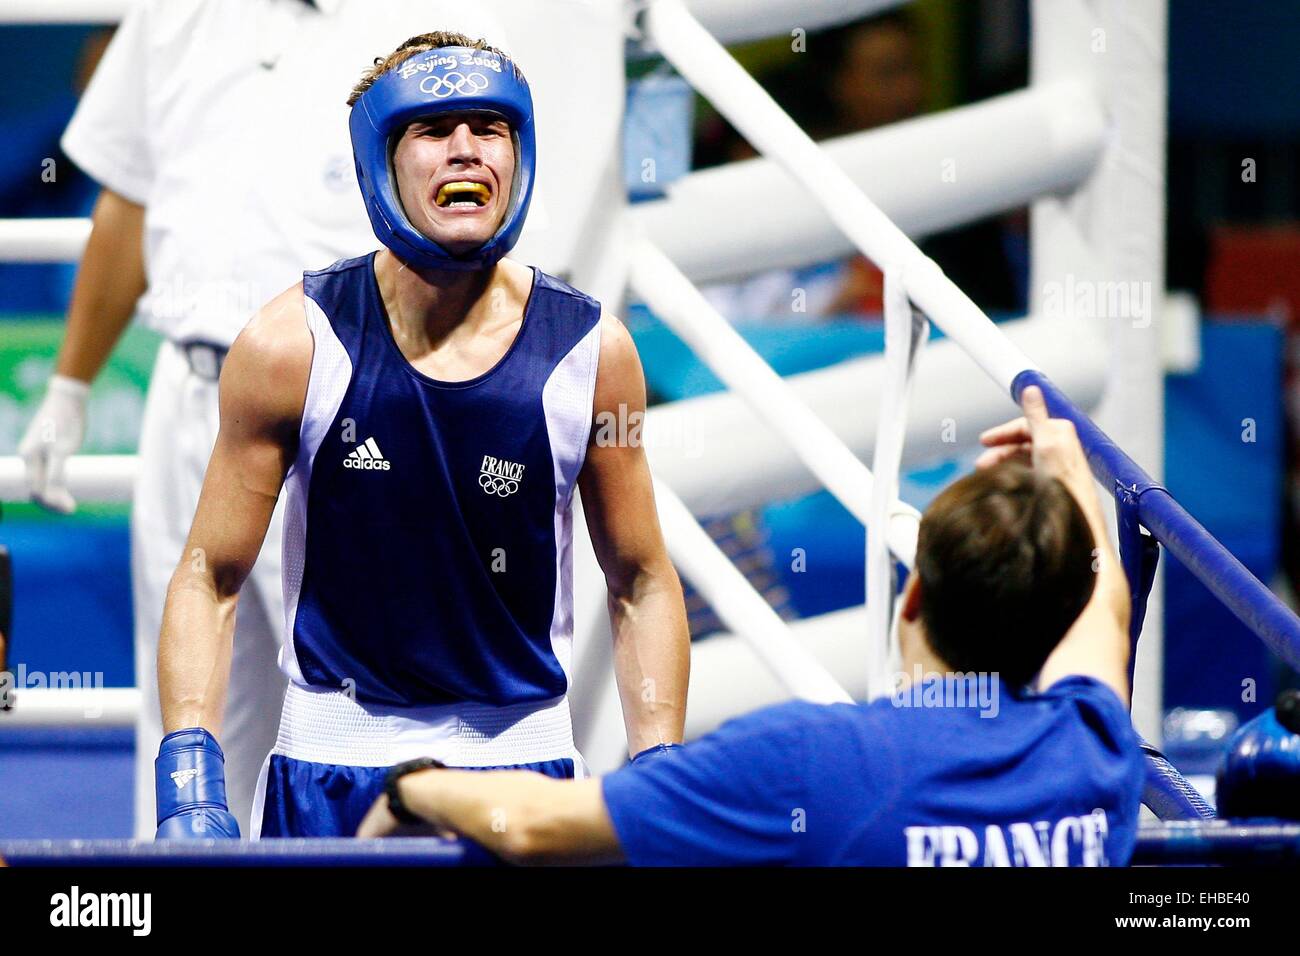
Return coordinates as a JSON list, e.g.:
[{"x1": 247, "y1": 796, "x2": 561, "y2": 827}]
[{"x1": 18, "y1": 374, "x2": 90, "y2": 515}]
